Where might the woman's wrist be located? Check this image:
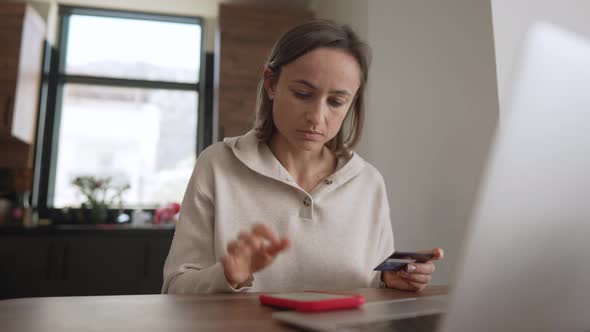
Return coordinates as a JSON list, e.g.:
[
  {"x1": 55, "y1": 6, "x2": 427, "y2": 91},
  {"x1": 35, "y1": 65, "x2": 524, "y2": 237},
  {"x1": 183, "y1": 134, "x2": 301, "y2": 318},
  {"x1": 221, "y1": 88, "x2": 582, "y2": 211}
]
[
  {"x1": 228, "y1": 274, "x2": 254, "y2": 289},
  {"x1": 223, "y1": 268, "x2": 253, "y2": 289},
  {"x1": 235, "y1": 274, "x2": 254, "y2": 289}
]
